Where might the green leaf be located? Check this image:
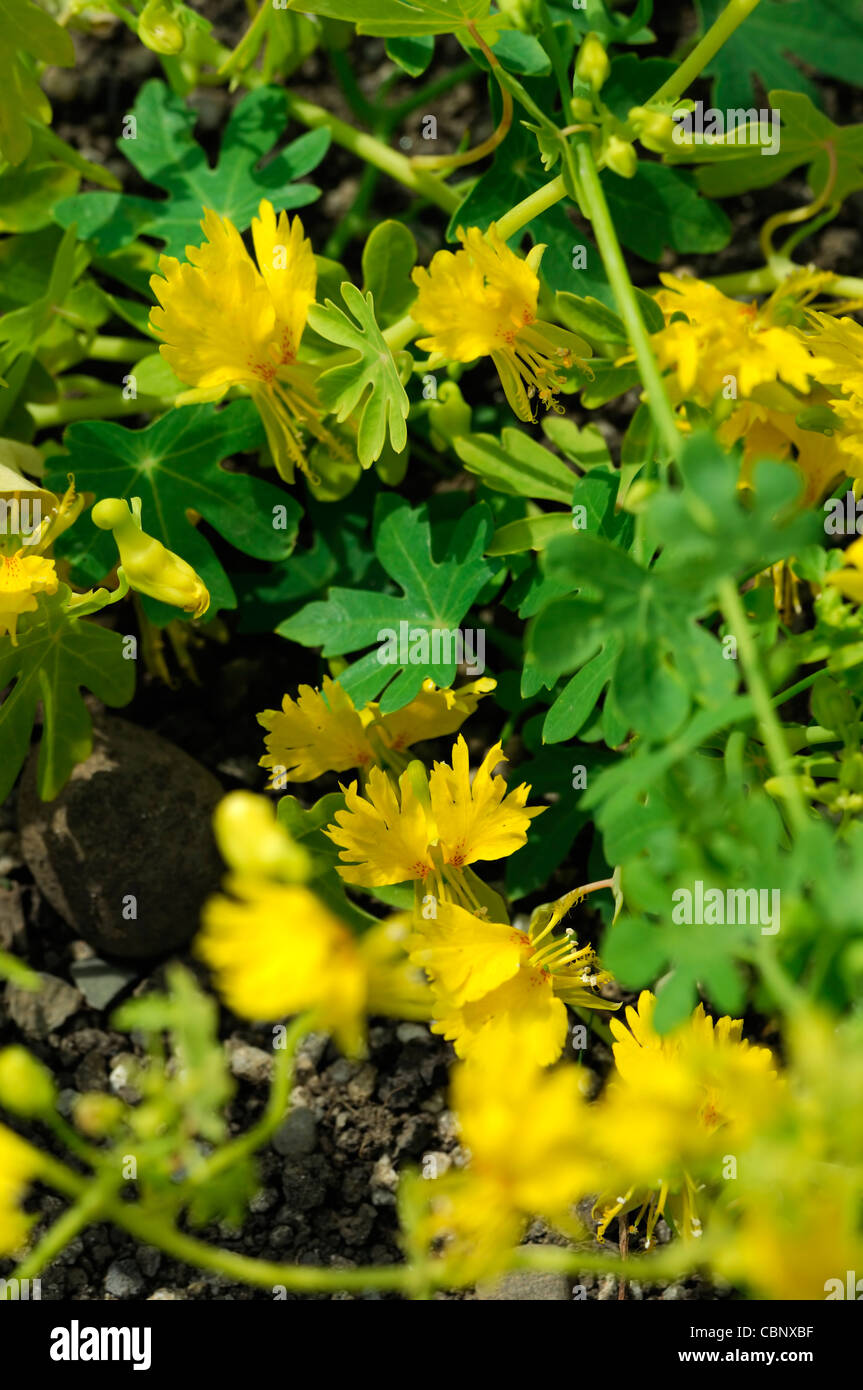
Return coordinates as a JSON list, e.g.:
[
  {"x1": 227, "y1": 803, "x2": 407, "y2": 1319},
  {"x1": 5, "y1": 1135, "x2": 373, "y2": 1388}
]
[
  {"x1": 0, "y1": 590, "x2": 135, "y2": 802},
  {"x1": 307, "y1": 284, "x2": 409, "y2": 466},
  {"x1": 279, "y1": 497, "x2": 496, "y2": 712},
  {"x1": 361, "y1": 220, "x2": 418, "y2": 326},
  {"x1": 692, "y1": 91, "x2": 863, "y2": 204},
  {"x1": 487, "y1": 511, "x2": 573, "y2": 556},
  {"x1": 602, "y1": 163, "x2": 731, "y2": 262},
  {"x1": 54, "y1": 82, "x2": 330, "y2": 257},
  {"x1": 45, "y1": 402, "x2": 299, "y2": 621},
  {"x1": 454, "y1": 428, "x2": 577, "y2": 502},
  {"x1": 696, "y1": 0, "x2": 863, "y2": 110},
  {"x1": 0, "y1": 0, "x2": 74, "y2": 164},
  {"x1": 285, "y1": 0, "x2": 499, "y2": 39},
  {"x1": 385, "y1": 34, "x2": 434, "y2": 75}
]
